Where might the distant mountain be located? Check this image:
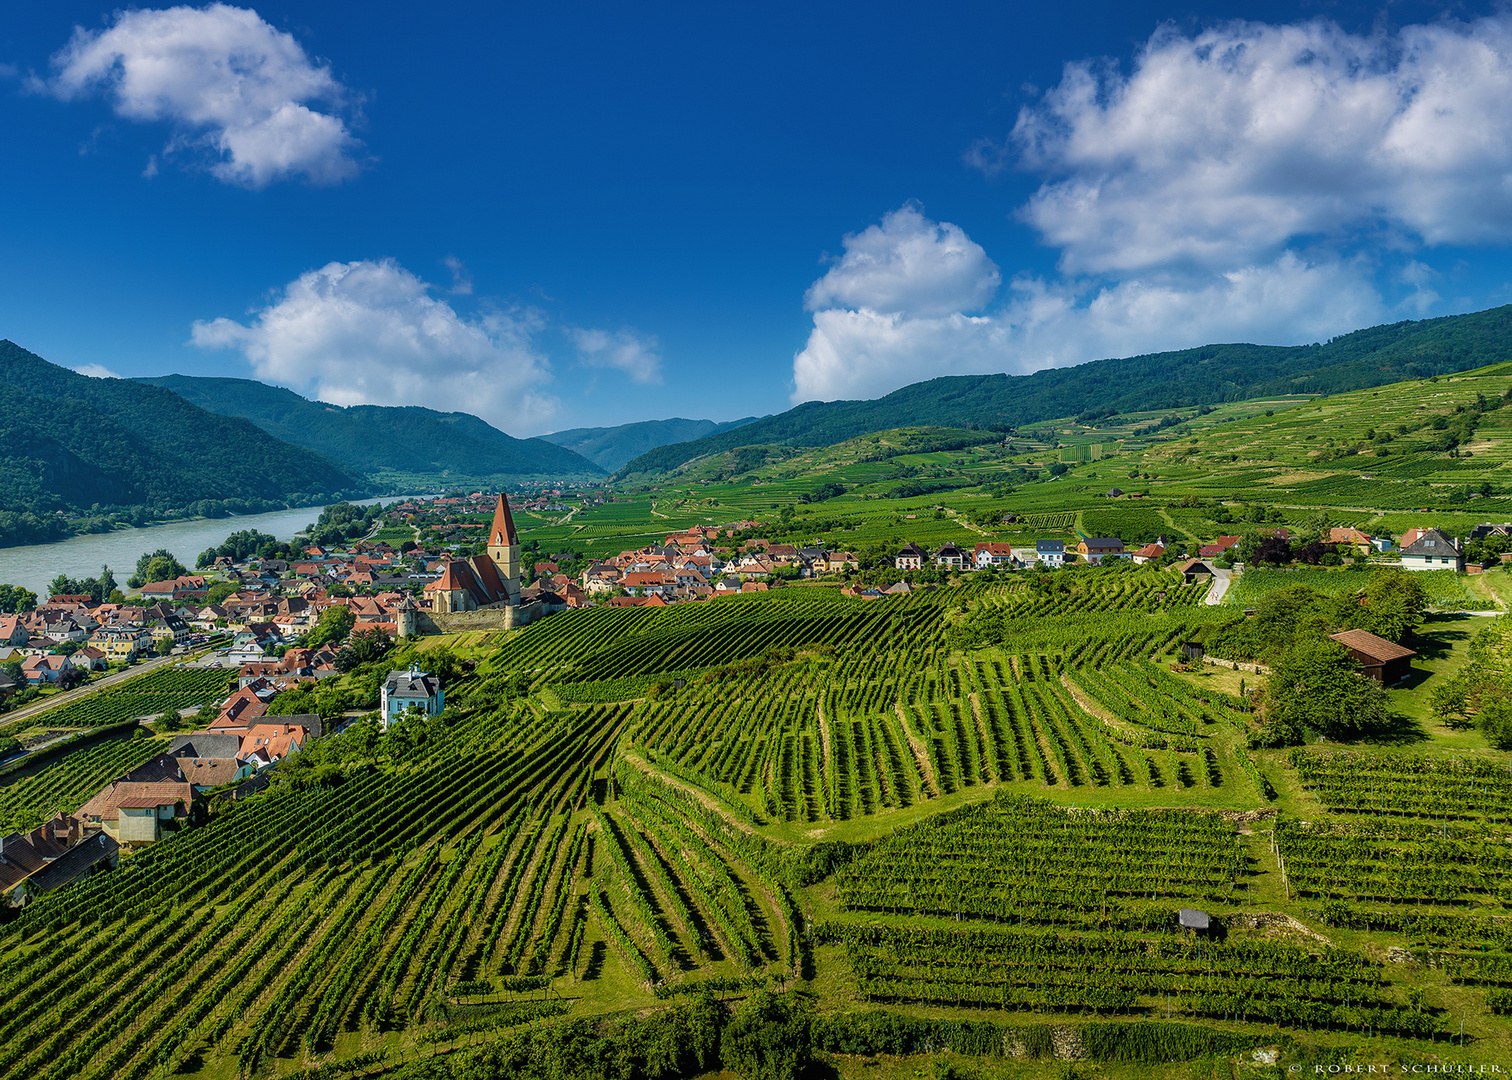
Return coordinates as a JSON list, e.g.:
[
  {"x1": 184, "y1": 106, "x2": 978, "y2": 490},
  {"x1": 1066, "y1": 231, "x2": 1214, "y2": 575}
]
[
  {"x1": 0, "y1": 341, "x2": 367, "y2": 547},
  {"x1": 539, "y1": 416, "x2": 762, "y2": 472},
  {"x1": 140, "y1": 375, "x2": 605, "y2": 481},
  {"x1": 616, "y1": 305, "x2": 1512, "y2": 477}
]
